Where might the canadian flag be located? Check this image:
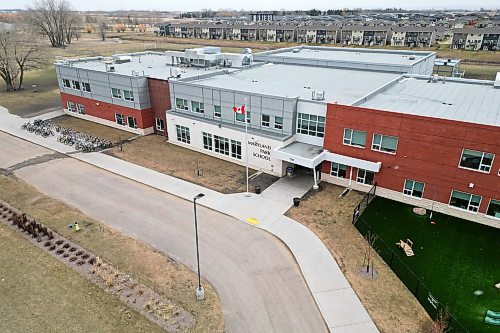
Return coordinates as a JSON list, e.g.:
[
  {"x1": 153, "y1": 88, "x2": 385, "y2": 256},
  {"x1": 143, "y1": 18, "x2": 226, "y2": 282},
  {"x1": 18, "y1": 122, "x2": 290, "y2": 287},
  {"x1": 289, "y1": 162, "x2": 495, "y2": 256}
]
[{"x1": 233, "y1": 105, "x2": 245, "y2": 115}]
